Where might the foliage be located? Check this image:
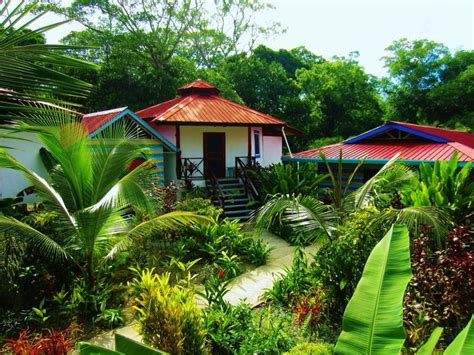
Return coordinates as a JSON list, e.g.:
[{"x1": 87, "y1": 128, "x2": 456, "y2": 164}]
[
  {"x1": 176, "y1": 197, "x2": 222, "y2": 219},
  {"x1": 265, "y1": 247, "x2": 313, "y2": 307},
  {"x1": 0, "y1": 0, "x2": 95, "y2": 119},
  {"x1": 254, "y1": 194, "x2": 338, "y2": 243},
  {"x1": 312, "y1": 207, "x2": 387, "y2": 316},
  {"x1": 335, "y1": 225, "x2": 412, "y2": 354},
  {"x1": 404, "y1": 226, "x2": 474, "y2": 351},
  {"x1": 444, "y1": 316, "x2": 474, "y2": 355},
  {"x1": 0, "y1": 119, "x2": 209, "y2": 289},
  {"x1": 197, "y1": 273, "x2": 232, "y2": 313},
  {"x1": 244, "y1": 238, "x2": 273, "y2": 266},
  {"x1": 204, "y1": 302, "x2": 300, "y2": 354},
  {"x1": 296, "y1": 55, "x2": 384, "y2": 138},
  {"x1": 203, "y1": 302, "x2": 253, "y2": 354},
  {"x1": 401, "y1": 153, "x2": 473, "y2": 222},
  {"x1": 1, "y1": 328, "x2": 79, "y2": 355},
  {"x1": 284, "y1": 342, "x2": 334, "y2": 355},
  {"x1": 383, "y1": 38, "x2": 474, "y2": 125},
  {"x1": 252, "y1": 162, "x2": 326, "y2": 198},
  {"x1": 129, "y1": 268, "x2": 205, "y2": 354}
]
